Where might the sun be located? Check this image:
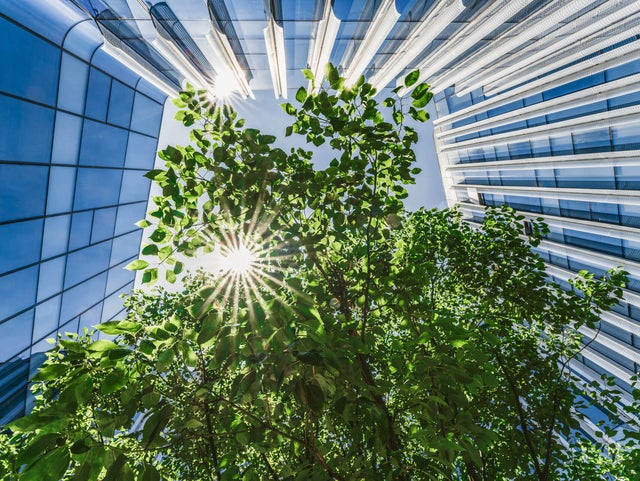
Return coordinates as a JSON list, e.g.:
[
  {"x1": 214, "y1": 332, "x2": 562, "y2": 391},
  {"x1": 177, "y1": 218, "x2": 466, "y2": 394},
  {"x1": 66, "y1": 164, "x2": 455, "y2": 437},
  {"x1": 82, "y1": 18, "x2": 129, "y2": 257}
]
[{"x1": 218, "y1": 240, "x2": 256, "y2": 277}]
